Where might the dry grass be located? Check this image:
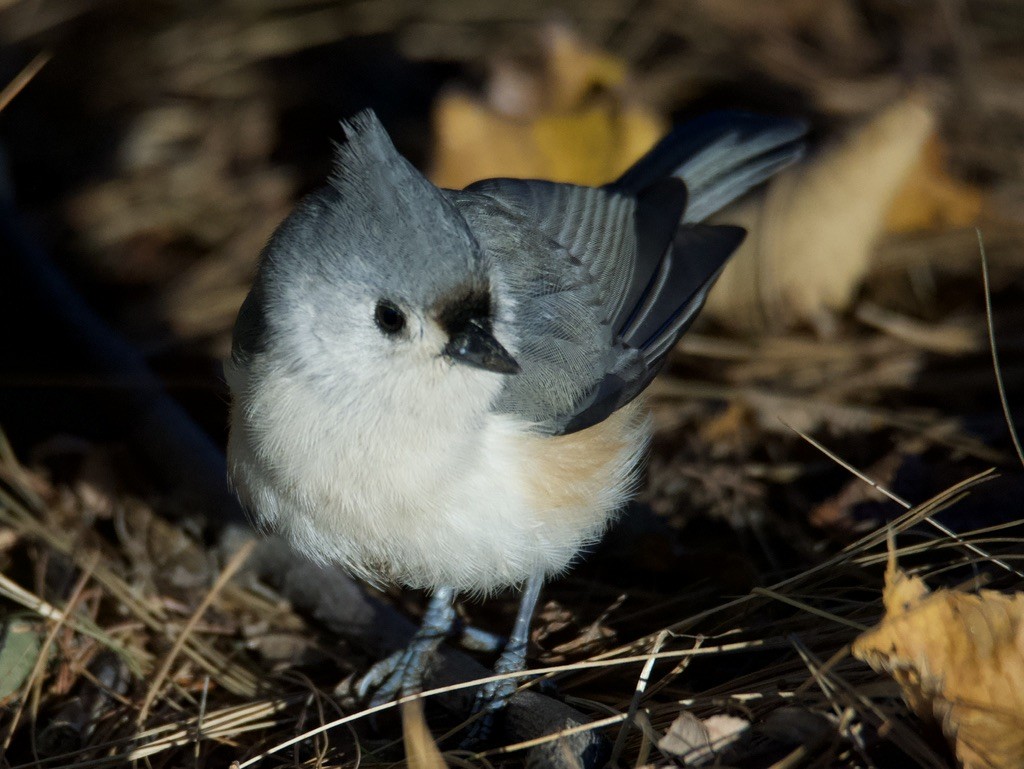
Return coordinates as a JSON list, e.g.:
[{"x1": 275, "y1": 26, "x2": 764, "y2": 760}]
[{"x1": 5, "y1": 438, "x2": 1017, "y2": 766}]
